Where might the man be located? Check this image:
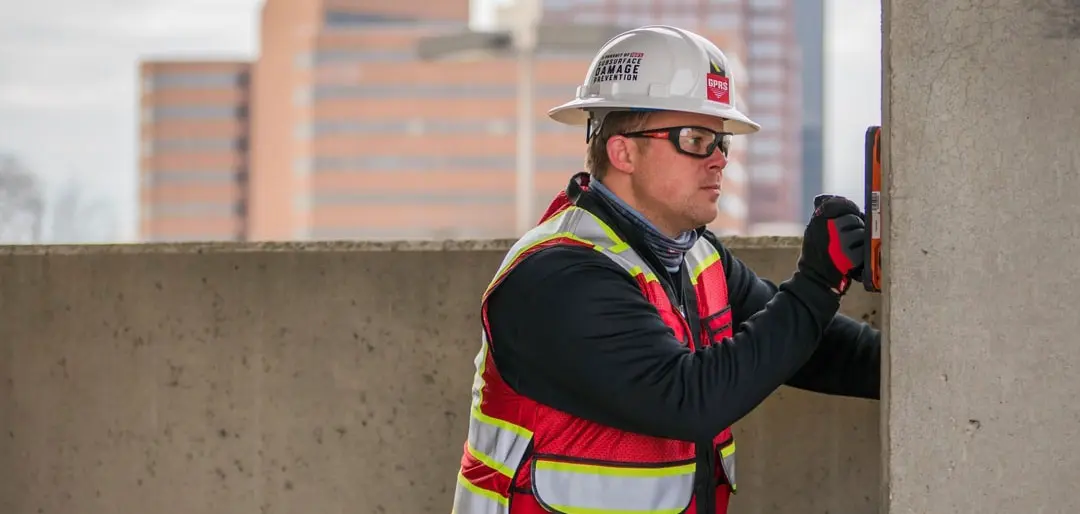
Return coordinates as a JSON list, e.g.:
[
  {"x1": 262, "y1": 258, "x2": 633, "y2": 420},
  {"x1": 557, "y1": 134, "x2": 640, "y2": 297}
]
[{"x1": 450, "y1": 25, "x2": 880, "y2": 514}]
